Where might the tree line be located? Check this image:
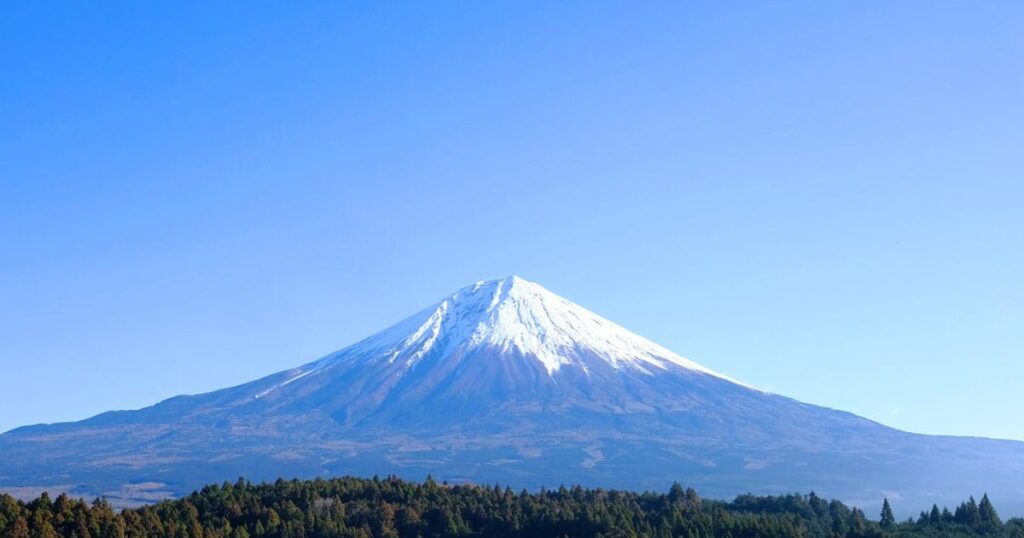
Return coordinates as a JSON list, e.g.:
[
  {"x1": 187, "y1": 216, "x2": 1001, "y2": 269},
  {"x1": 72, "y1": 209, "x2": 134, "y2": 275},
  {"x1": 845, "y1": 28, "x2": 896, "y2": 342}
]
[{"x1": 2, "y1": 475, "x2": 1023, "y2": 537}]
